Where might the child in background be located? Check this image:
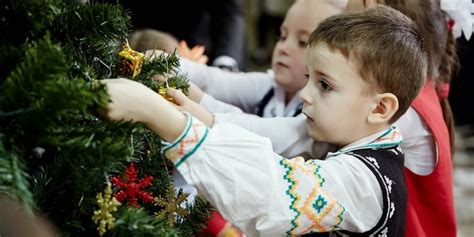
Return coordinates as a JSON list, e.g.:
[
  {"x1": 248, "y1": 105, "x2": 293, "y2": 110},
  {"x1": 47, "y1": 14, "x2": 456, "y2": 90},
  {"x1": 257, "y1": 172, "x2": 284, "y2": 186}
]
[
  {"x1": 128, "y1": 29, "x2": 179, "y2": 54},
  {"x1": 102, "y1": 6, "x2": 425, "y2": 236},
  {"x1": 151, "y1": 0, "x2": 345, "y2": 118},
  {"x1": 146, "y1": 0, "x2": 343, "y2": 159}
]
